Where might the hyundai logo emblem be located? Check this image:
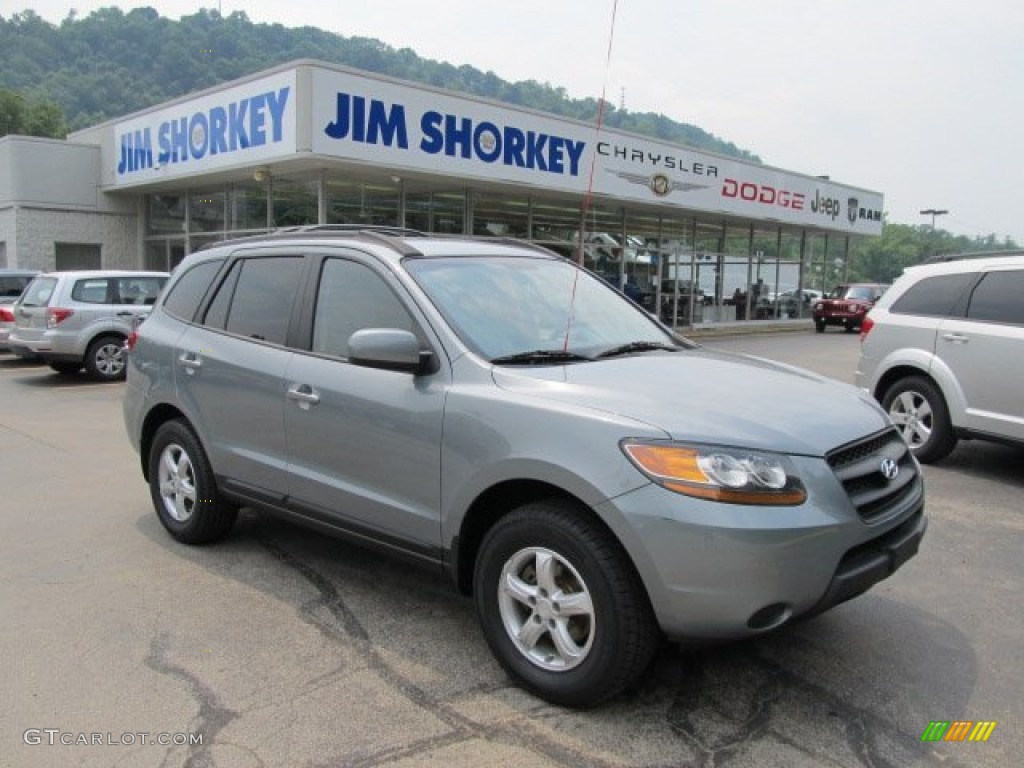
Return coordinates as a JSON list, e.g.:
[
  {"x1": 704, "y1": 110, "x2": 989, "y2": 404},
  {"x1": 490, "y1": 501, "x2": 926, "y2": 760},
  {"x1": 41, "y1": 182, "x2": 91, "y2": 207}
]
[{"x1": 880, "y1": 458, "x2": 899, "y2": 481}]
